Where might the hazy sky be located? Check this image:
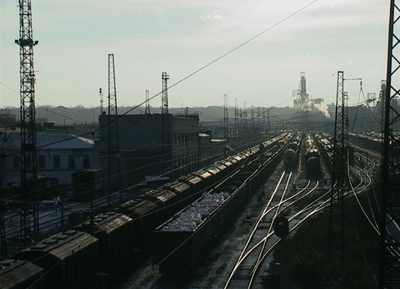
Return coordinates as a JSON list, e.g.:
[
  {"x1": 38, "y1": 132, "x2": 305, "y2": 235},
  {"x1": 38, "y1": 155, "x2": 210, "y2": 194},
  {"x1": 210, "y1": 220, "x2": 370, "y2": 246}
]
[{"x1": 0, "y1": 0, "x2": 390, "y2": 110}]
